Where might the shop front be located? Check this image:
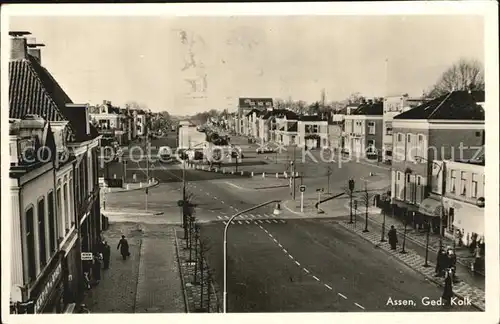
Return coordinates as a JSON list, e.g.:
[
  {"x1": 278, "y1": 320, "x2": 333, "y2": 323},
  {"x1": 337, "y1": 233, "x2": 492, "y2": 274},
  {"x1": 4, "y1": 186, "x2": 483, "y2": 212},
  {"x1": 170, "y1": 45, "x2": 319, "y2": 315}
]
[
  {"x1": 418, "y1": 196, "x2": 445, "y2": 235},
  {"x1": 443, "y1": 196, "x2": 485, "y2": 246},
  {"x1": 29, "y1": 252, "x2": 65, "y2": 314},
  {"x1": 61, "y1": 229, "x2": 82, "y2": 304}
]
